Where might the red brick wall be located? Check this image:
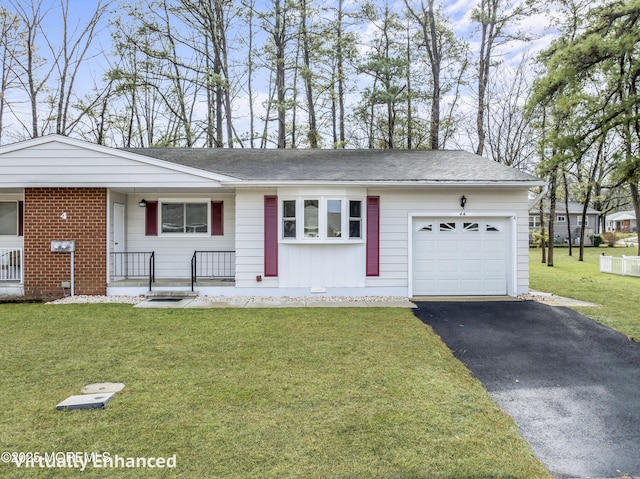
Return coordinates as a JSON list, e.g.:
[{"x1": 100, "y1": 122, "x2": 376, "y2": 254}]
[{"x1": 23, "y1": 188, "x2": 107, "y2": 299}]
